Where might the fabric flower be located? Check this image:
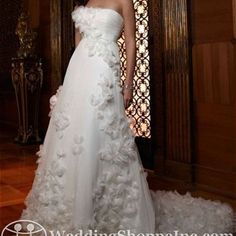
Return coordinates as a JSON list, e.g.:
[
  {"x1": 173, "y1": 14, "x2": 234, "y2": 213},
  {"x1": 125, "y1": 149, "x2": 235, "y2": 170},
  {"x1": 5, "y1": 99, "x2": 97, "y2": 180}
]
[
  {"x1": 53, "y1": 111, "x2": 70, "y2": 139},
  {"x1": 151, "y1": 190, "x2": 234, "y2": 235},
  {"x1": 72, "y1": 135, "x2": 84, "y2": 155},
  {"x1": 48, "y1": 85, "x2": 63, "y2": 117}
]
